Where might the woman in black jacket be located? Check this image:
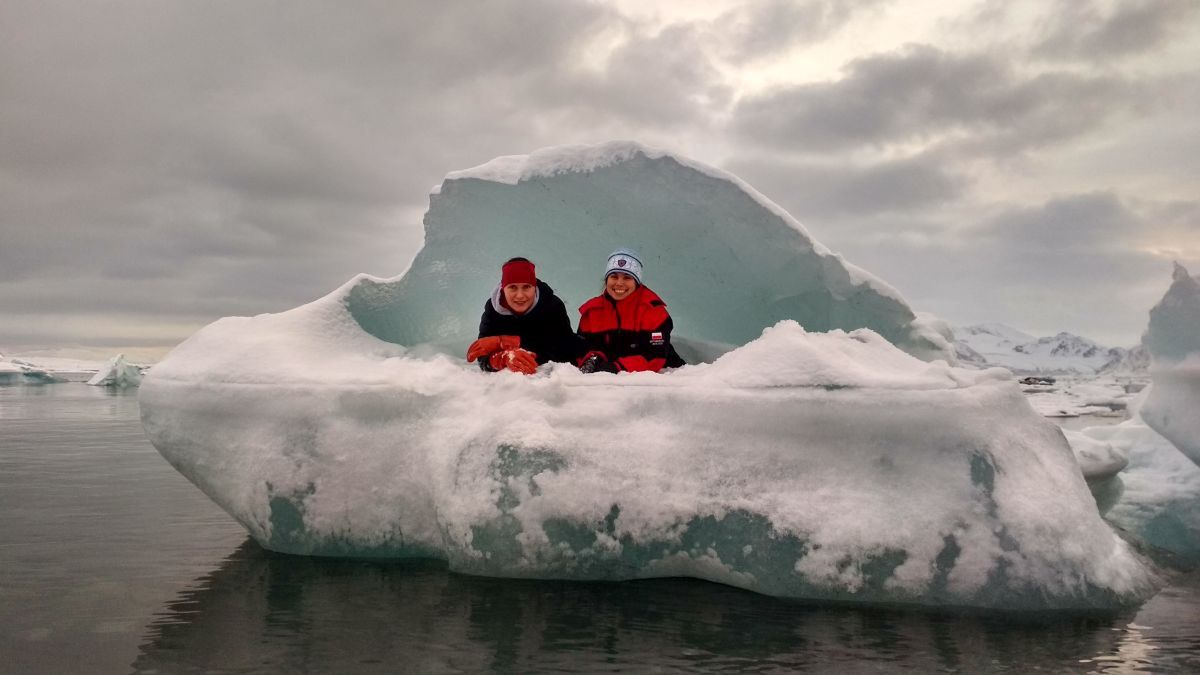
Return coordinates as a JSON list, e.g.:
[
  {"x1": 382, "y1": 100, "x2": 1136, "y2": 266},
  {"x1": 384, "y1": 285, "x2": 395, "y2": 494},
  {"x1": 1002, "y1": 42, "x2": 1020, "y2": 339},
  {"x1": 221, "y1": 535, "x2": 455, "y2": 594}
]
[{"x1": 466, "y1": 257, "x2": 583, "y2": 374}]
